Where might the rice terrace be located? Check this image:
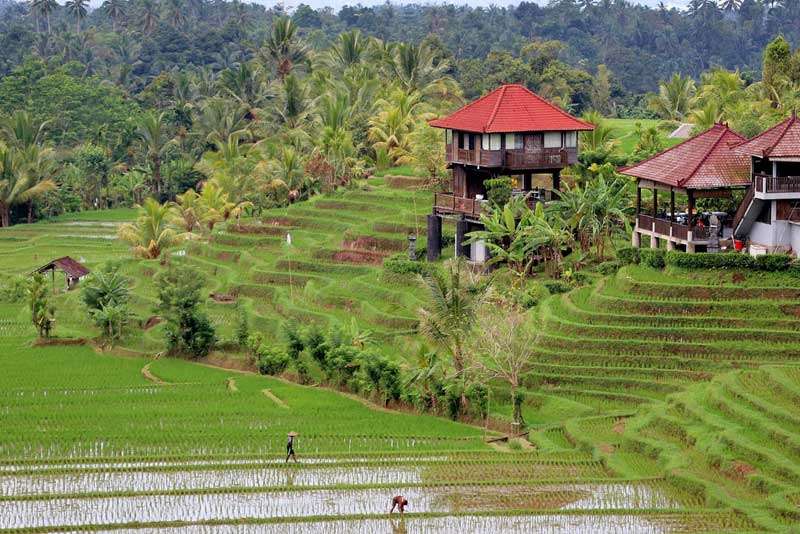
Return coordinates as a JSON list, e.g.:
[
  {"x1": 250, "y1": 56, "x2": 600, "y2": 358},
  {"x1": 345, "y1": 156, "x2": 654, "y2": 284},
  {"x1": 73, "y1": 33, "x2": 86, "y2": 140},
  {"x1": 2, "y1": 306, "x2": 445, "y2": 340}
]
[{"x1": 2, "y1": 1, "x2": 800, "y2": 532}]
